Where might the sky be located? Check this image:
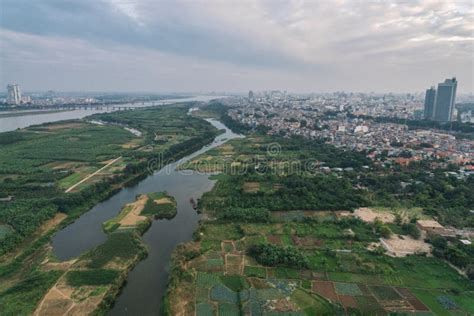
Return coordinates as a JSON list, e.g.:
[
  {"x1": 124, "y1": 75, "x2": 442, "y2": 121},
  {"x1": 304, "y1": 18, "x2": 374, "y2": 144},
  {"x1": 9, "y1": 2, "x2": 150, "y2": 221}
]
[{"x1": 0, "y1": 0, "x2": 473, "y2": 93}]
